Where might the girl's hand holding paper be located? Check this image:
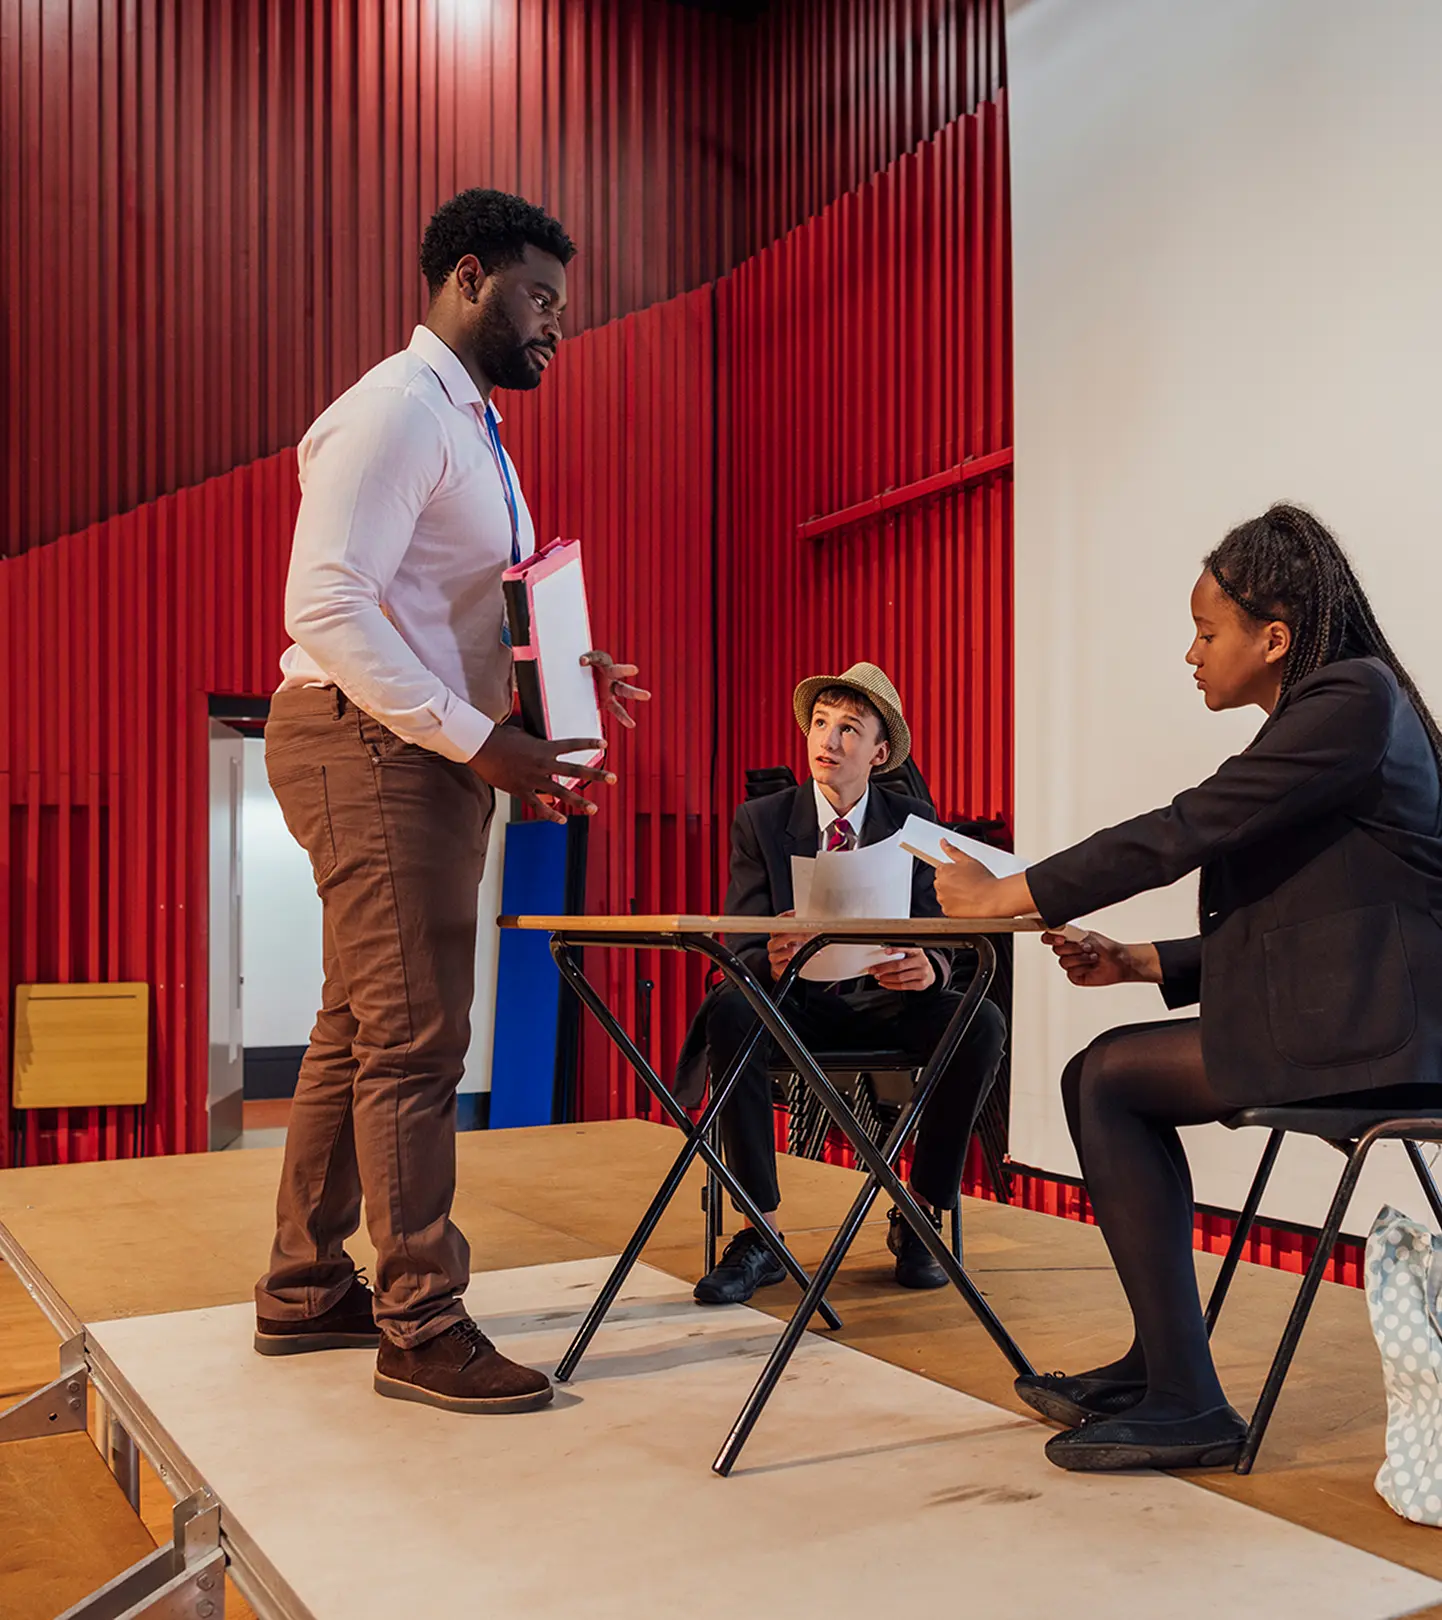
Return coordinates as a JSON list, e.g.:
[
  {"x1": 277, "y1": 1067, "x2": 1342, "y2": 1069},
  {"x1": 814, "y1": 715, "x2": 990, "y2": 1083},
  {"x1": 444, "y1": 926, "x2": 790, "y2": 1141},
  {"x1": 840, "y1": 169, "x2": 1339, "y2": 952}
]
[{"x1": 933, "y1": 840, "x2": 1005, "y2": 916}]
